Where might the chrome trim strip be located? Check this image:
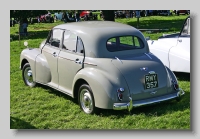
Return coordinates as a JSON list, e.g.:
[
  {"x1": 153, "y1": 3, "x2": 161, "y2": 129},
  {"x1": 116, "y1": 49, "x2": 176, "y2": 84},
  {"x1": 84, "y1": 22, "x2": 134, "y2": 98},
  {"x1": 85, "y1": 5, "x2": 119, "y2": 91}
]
[
  {"x1": 144, "y1": 53, "x2": 152, "y2": 59},
  {"x1": 113, "y1": 89, "x2": 185, "y2": 111},
  {"x1": 83, "y1": 62, "x2": 97, "y2": 66},
  {"x1": 59, "y1": 56, "x2": 74, "y2": 61},
  {"x1": 140, "y1": 67, "x2": 148, "y2": 71},
  {"x1": 149, "y1": 71, "x2": 155, "y2": 74},
  {"x1": 150, "y1": 91, "x2": 157, "y2": 95}
]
